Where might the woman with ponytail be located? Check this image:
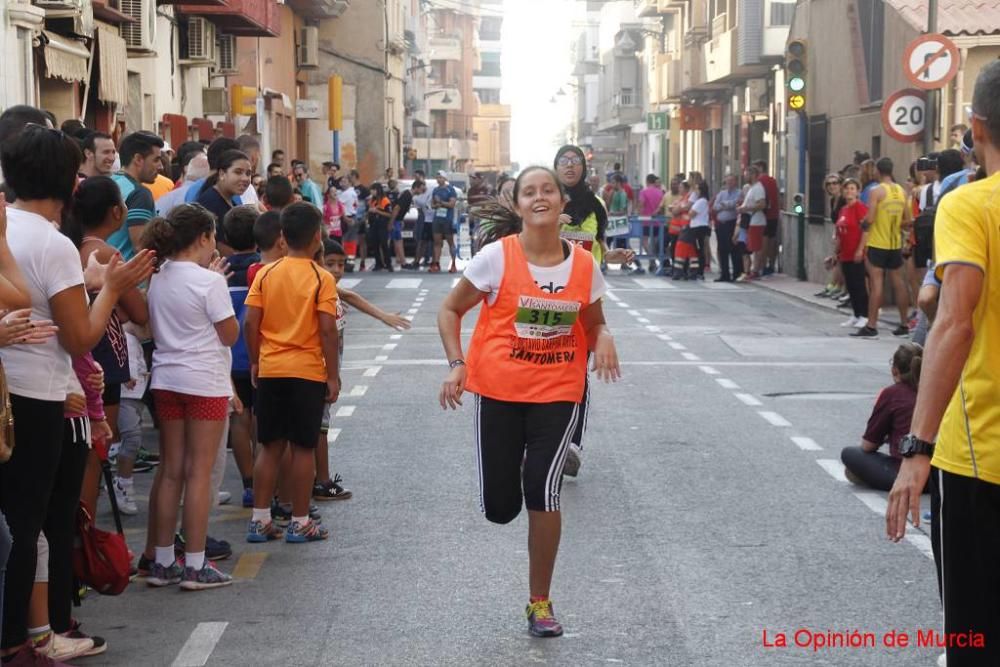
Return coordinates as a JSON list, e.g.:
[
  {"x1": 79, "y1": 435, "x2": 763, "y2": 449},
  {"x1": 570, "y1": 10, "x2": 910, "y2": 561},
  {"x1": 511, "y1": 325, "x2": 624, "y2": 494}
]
[
  {"x1": 439, "y1": 166, "x2": 620, "y2": 639},
  {"x1": 196, "y1": 149, "x2": 252, "y2": 256},
  {"x1": 139, "y1": 204, "x2": 239, "y2": 591},
  {"x1": 69, "y1": 176, "x2": 150, "y2": 521},
  {"x1": 841, "y1": 342, "x2": 925, "y2": 492}
]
